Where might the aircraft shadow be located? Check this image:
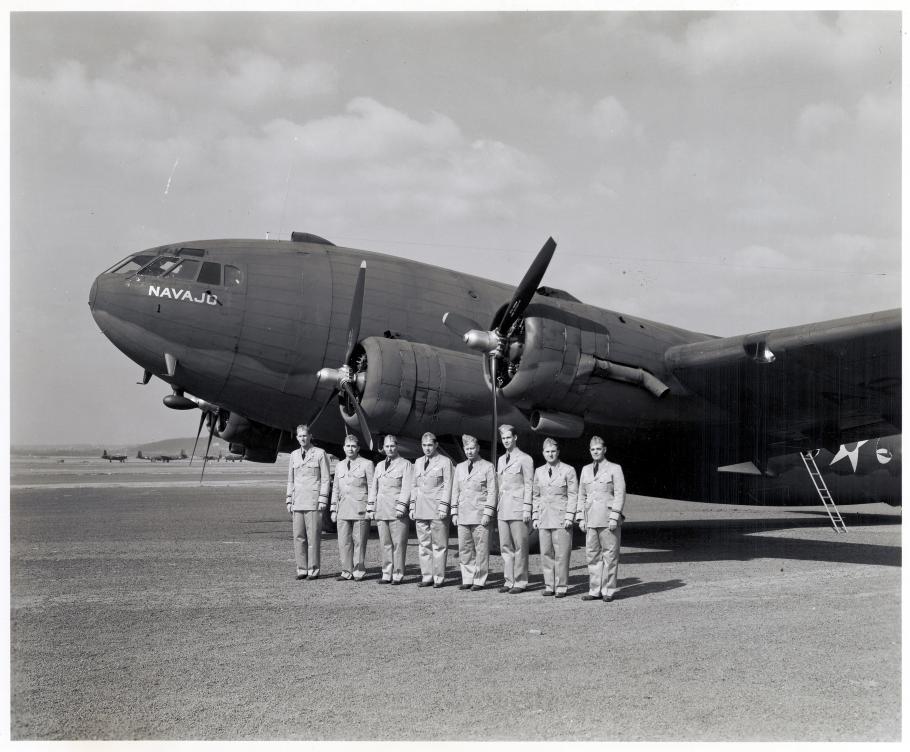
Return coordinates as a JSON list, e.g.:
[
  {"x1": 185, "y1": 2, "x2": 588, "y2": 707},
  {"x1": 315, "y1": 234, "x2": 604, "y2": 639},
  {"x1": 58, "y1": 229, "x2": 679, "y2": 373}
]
[{"x1": 618, "y1": 511, "x2": 901, "y2": 568}]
